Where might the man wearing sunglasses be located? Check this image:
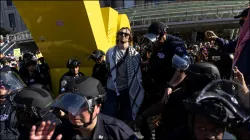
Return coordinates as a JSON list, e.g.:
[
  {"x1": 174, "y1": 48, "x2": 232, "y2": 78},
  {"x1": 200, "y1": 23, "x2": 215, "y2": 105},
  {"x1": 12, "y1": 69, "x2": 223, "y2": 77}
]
[
  {"x1": 143, "y1": 22, "x2": 187, "y2": 104},
  {"x1": 104, "y1": 27, "x2": 144, "y2": 123}
]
